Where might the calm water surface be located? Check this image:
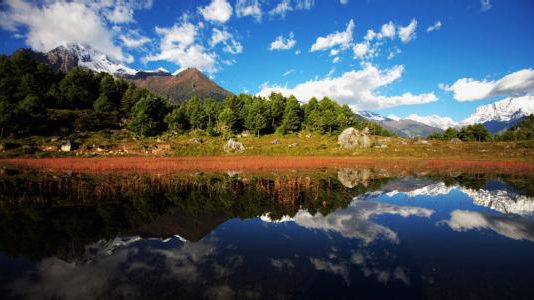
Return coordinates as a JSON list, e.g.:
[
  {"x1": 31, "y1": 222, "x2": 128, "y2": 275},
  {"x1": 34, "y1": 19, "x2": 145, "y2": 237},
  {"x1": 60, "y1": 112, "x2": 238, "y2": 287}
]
[{"x1": 0, "y1": 167, "x2": 533, "y2": 299}]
